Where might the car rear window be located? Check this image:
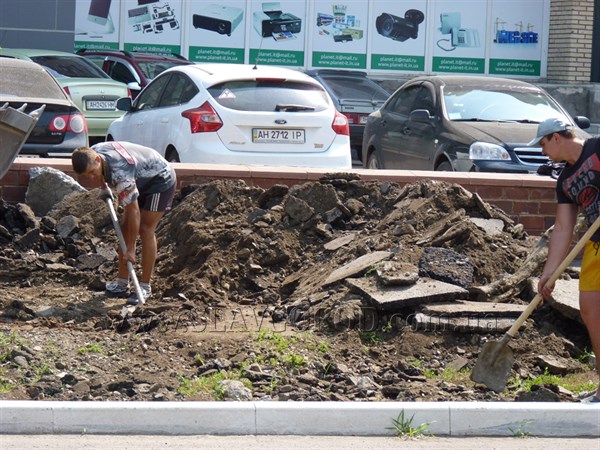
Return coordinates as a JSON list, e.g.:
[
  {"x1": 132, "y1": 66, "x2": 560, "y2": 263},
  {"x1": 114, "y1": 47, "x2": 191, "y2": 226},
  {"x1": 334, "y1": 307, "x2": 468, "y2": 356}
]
[
  {"x1": 137, "y1": 61, "x2": 189, "y2": 80},
  {"x1": 208, "y1": 80, "x2": 330, "y2": 112},
  {"x1": 1, "y1": 64, "x2": 66, "y2": 99},
  {"x1": 31, "y1": 56, "x2": 109, "y2": 79},
  {"x1": 320, "y1": 76, "x2": 390, "y2": 101}
]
